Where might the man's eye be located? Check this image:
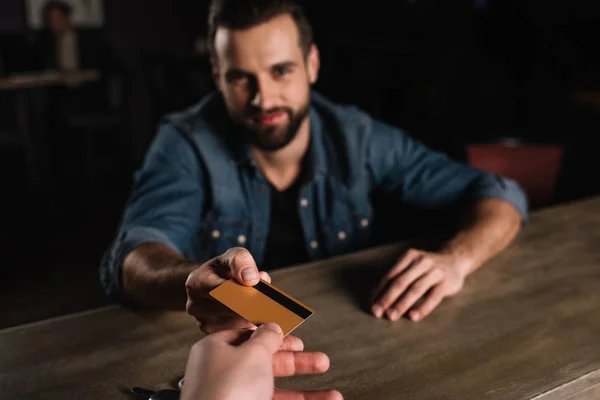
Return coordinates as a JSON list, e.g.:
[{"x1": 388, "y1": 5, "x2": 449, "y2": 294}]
[{"x1": 274, "y1": 66, "x2": 290, "y2": 77}]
